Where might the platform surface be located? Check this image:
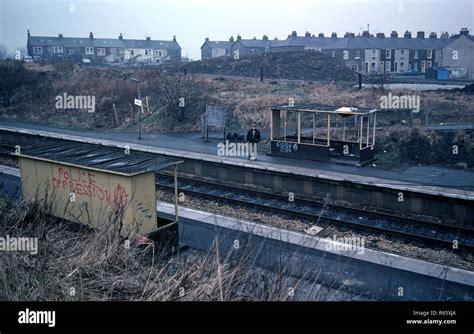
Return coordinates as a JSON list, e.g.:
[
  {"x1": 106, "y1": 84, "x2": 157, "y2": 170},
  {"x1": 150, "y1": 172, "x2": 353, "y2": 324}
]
[{"x1": 1, "y1": 120, "x2": 473, "y2": 199}]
